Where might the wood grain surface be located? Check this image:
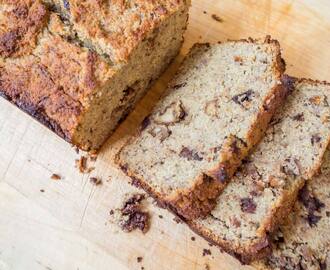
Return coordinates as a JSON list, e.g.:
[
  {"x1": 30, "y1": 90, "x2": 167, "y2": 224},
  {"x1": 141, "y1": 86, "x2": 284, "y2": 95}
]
[{"x1": 1, "y1": 1, "x2": 330, "y2": 269}]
